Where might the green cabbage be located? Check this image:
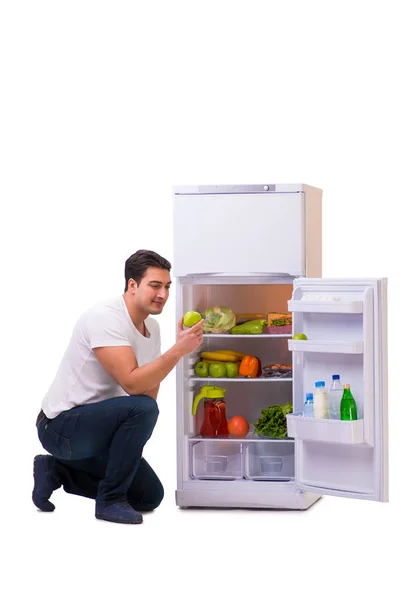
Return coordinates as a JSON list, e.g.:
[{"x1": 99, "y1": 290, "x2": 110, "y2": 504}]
[{"x1": 201, "y1": 306, "x2": 236, "y2": 333}]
